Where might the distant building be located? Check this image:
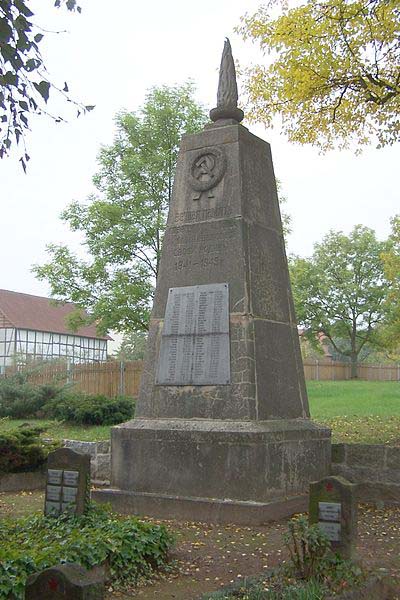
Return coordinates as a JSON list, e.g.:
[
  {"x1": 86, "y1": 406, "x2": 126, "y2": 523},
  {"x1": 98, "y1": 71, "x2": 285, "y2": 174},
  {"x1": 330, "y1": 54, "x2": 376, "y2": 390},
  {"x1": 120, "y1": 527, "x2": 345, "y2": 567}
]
[{"x1": 0, "y1": 289, "x2": 110, "y2": 374}]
